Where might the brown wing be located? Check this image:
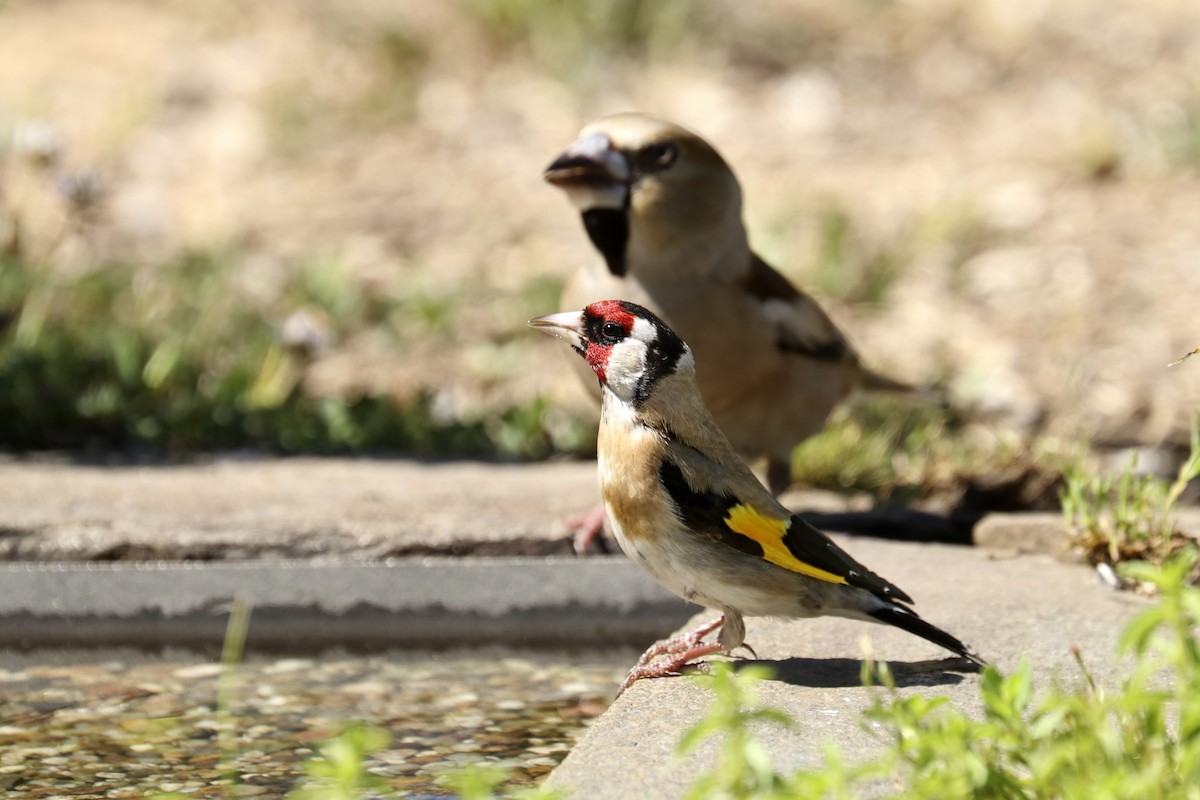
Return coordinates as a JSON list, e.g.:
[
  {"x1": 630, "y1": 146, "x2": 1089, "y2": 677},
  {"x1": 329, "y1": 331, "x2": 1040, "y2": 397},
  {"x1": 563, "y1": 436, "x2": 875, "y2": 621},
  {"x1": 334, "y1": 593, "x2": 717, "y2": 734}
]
[{"x1": 741, "y1": 254, "x2": 856, "y2": 362}]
